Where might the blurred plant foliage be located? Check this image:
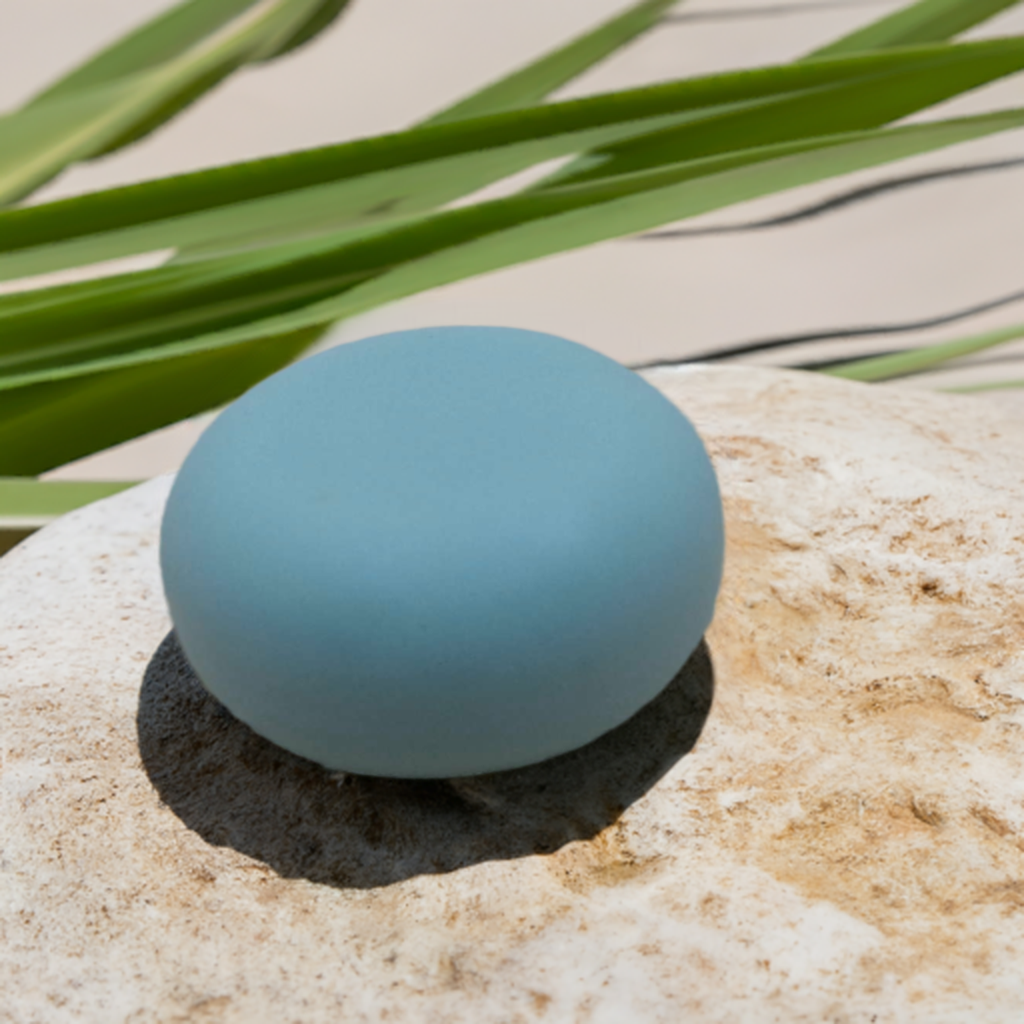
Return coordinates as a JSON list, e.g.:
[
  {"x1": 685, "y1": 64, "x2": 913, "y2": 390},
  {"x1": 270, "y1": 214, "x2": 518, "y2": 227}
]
[{"x1": 1, "y1": 0, "x2": 1023, "y2": 522}]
